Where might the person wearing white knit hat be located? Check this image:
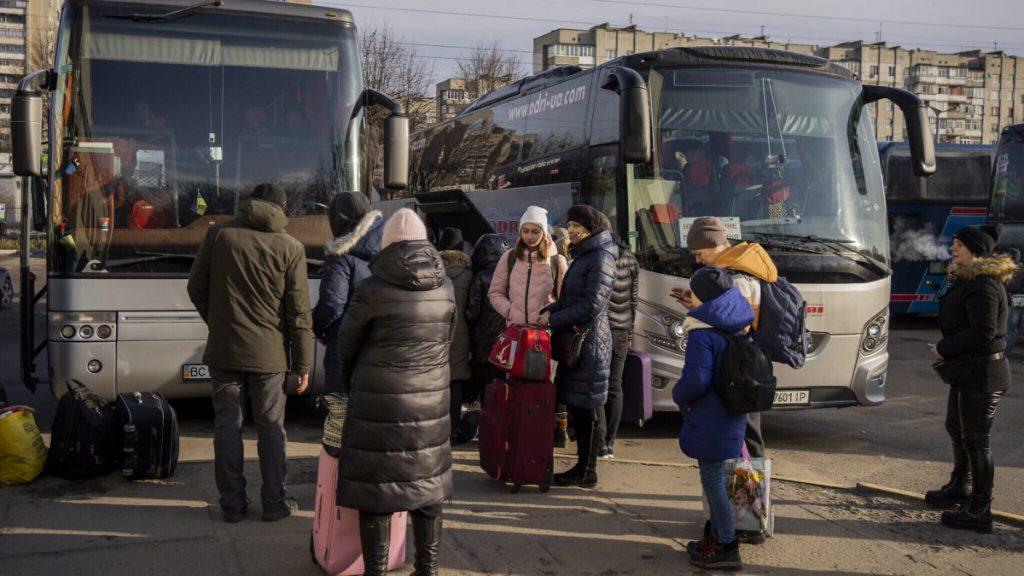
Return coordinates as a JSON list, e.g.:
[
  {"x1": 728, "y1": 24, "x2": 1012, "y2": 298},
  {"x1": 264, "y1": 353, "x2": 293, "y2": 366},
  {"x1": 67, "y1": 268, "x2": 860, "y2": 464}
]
[
  {"x1": 519, "y1": 205, "x2": 550, "y2": 234},
  {"x1": 381, "y1": 208, "x2": 427, "y2": 248}
]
